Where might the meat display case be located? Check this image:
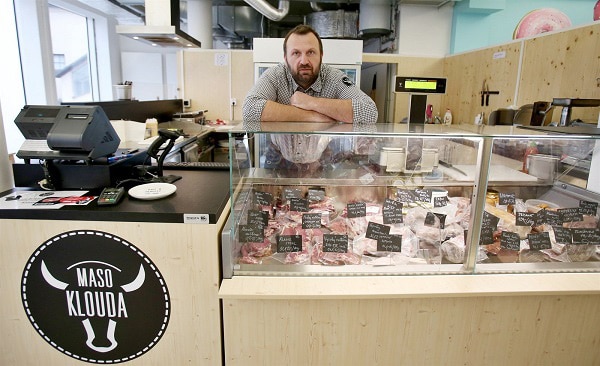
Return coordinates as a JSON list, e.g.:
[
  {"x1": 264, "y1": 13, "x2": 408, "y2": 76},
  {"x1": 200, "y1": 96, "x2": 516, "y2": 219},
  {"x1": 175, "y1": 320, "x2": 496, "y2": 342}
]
[{"x1": 222, "y1": 122, "x2": 600, "y2": 278}]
